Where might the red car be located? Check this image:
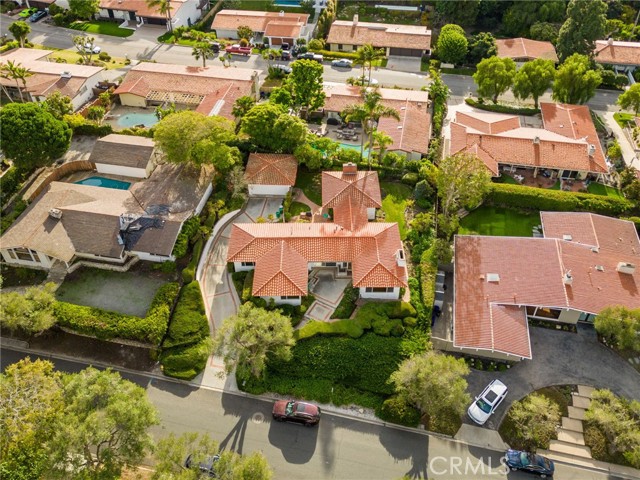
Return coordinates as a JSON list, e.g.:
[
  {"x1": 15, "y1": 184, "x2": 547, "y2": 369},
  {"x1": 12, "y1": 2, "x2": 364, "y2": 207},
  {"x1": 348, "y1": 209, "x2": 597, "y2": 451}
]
[
  {"x1": 225, "y1": 44, "x2": 251, "y2": 56},
  {"x1": 272, "y1": 400, "x2": 321, "y2": 426}
]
